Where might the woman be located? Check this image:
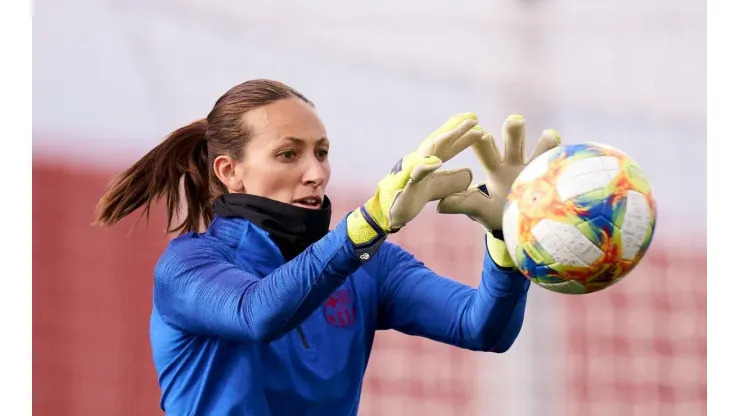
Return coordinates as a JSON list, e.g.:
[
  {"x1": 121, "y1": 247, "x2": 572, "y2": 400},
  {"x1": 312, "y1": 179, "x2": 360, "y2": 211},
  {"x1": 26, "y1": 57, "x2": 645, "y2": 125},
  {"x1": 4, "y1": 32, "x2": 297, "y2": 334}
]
[{"x1": 95, "y1": 79, "x2": 560, "y2": 416}]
